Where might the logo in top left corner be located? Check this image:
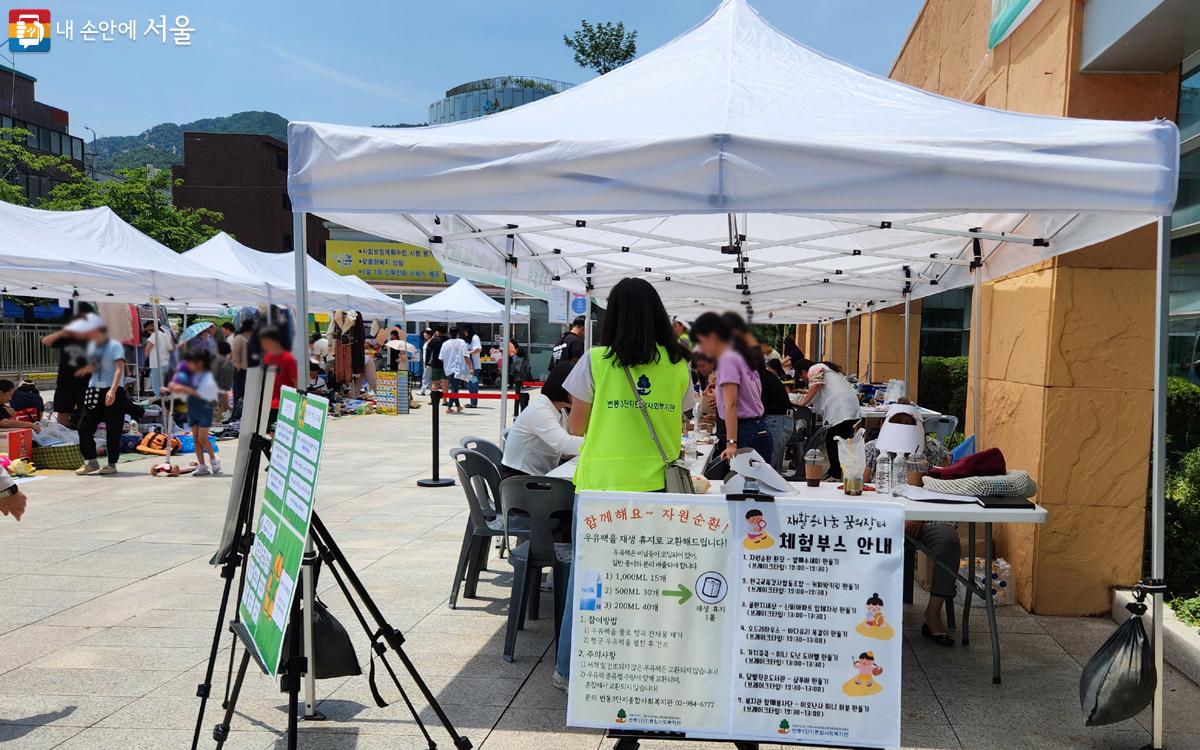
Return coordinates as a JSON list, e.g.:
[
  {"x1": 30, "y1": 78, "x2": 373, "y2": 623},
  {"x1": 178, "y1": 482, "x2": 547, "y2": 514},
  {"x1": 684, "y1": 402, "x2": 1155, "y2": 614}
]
[{"x1": 8, "y1": 9, "x2": 50, "y2": 52}]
